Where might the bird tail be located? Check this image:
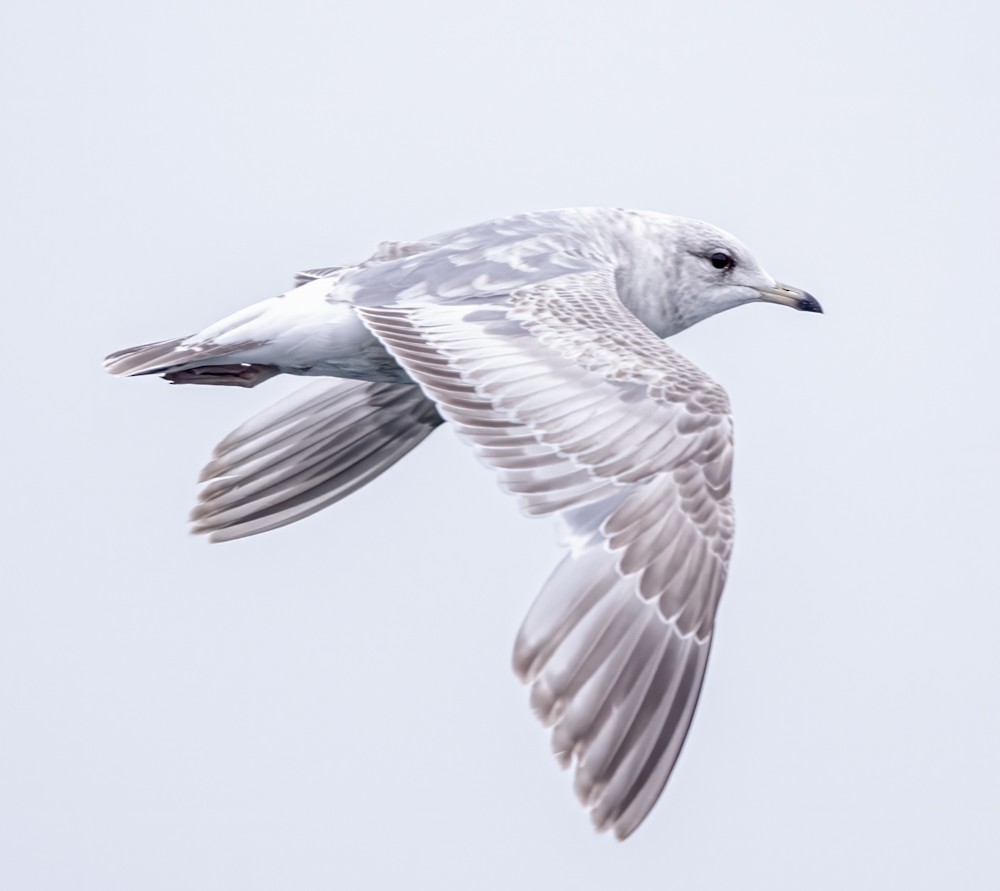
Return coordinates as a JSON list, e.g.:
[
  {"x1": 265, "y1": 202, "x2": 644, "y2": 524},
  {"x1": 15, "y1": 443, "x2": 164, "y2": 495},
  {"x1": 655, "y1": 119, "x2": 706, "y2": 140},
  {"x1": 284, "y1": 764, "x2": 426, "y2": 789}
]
[
  {"x1": 103, "y1": 337, "x2": 273, "y2": 385},
  {"x1": 105, "y1": 337, "x2": 191, "y2": 375},
  {"x1": 104, "y1": 294, "x2": 286, "y2": 382},
  {"x1": 190, "y1": 378, "x2": 443, "y2": 542}
]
